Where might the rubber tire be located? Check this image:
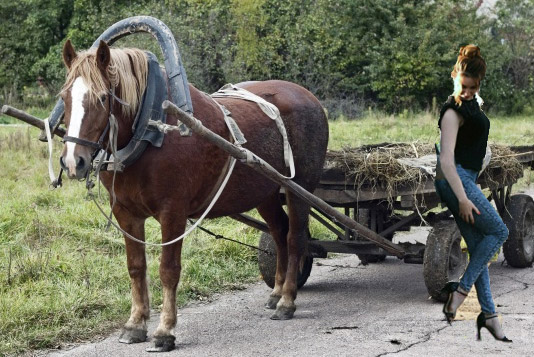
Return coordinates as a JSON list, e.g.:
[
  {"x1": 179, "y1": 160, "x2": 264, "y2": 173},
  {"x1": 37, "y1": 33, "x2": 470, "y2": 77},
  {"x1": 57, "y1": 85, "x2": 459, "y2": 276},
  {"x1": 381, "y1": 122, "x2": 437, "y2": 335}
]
[
  {"x1": 258, "y1": 232, "x2": 313, "y2": 289},
  {"x1": 502, "y1": 194, "x2": 534, "y2": 268},
  {"x1": 423, "y1": 220, "x2": 468, "y2": 302}
]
